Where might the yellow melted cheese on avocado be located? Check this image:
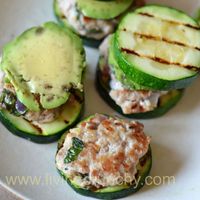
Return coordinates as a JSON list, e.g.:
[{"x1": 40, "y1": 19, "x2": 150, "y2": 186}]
[{"x1": 1, "y1": 22, "x2": 85, "y2": 110}]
